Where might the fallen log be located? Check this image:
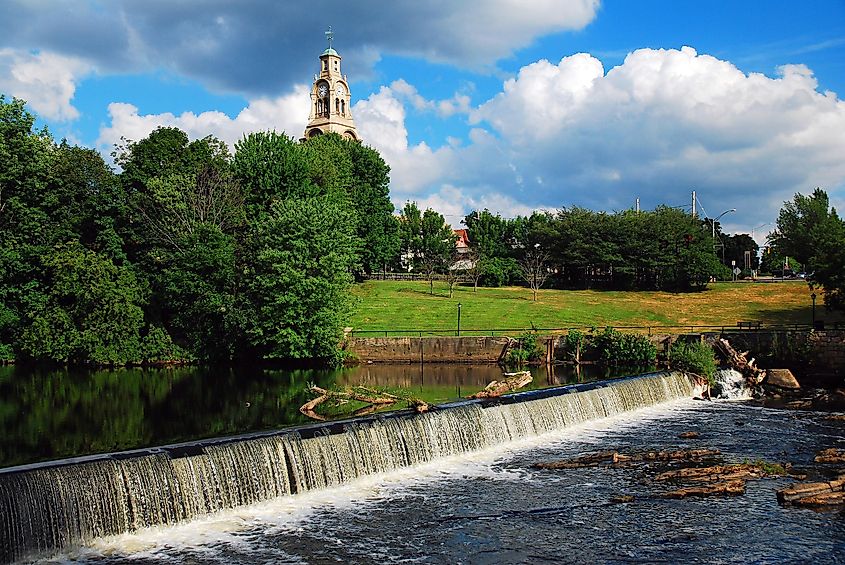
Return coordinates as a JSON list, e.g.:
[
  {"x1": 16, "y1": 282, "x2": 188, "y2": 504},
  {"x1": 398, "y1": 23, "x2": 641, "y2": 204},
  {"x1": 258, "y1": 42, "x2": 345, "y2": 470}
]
[
  {"x1": 661, "y1": 479, "x2": 746, "y2": 499},
  {"x1": 713, "y1": 338, "x2": 765, "y2": 384},
  {"x1": 467, "y1": 371, "x2": 532, "y2": 399},
  {"x1": 299, "y1": 385, "x2": 429, "y2": 421}
]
